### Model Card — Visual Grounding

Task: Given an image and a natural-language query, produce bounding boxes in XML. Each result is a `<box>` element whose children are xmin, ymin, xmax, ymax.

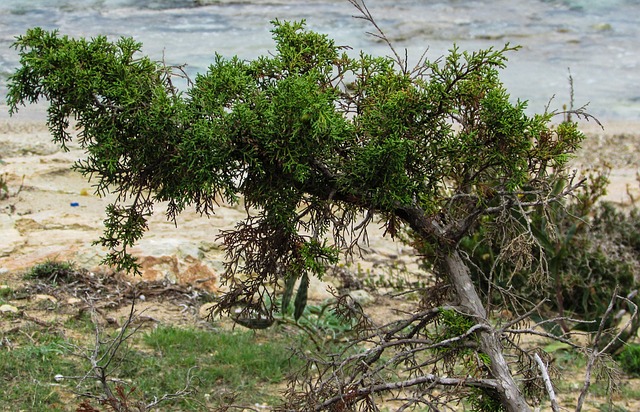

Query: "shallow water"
<box><xmin>0</xmin><ymin>0</ymin><xmax>638</xmax><ymax>122</ymax></box>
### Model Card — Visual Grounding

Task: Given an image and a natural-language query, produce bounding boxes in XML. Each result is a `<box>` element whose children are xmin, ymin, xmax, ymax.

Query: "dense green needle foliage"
<box><xmin>7</xmin><ymin>16</ymin><xmax>589</xmax><ymax>411</ymax></box>
<box><xmin>7</xmin><ymin>21</ymin><xmax>582</xmax><ymax>284</ymax></box>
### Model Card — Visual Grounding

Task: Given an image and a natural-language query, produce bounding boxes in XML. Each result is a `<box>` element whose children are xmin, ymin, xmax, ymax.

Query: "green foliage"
<box><xmin>617</xmin><ymin>344</ymin><xmax>640</xmax><ymax>378</ymax></box>
<box><xmin>7</xmin><ymin>22</ymin><xmax>584</xmax><ymax>318</ymax></box>
<box><xmin>25</xmin><ymin>259</ymin><xmax>80</xmax><ymax>284</ymax></box>
<box><xmin>7</xmin><ymin>14</ymin><xmax>591</xmax><ymax>411</ymax></box>
<box><xmin>431</xmin><ymin>309</ymin><xmax>504</xmax><ymax>406</ymax></box>
<box><xmin>8</xmin><ymin>27</ymin><xmax>185</xmax><ymax>274</ymax></box>
<box><xmin>438</xmin><ymin>308</ymin><xmax>476</xmax><ymax>339</ymax></box>
<box><xmin>458</xmin><ymin>171</ymin><xmax>640</xmax><ymax>350</ymax></box>
<box><xmin>469</xmin><ymin>388</ymin><xmax>506</xmax><ymax>412</ymax></box>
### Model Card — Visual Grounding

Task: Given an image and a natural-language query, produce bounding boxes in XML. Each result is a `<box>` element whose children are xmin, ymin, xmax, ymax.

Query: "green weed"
<box><xmin>24</xmin><ymin>260</ymin><xmax>80</xmax><ymax>284</ymax></box>
<box><xmin>0</xmin><ymin>286</ymin><xmax>12</xmax><ymax>299</ymax></box>
<box><xmin>616</xmin><ymin>344</ymin><xmax>640</xmax><ymax>377</ymax></box>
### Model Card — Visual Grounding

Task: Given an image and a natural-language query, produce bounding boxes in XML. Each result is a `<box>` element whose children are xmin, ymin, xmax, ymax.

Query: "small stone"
<box><xmin>307</xmin><ymin>276</ymin><xmax>336</xmax><ymax>302</ymax></box>
<box><xmin>0</xmin><ymin>304</ymin><xmax>19</xmax><ymax>314</ymax></box>
<box><xmin>67</xmin><ymin>297</ymin><xmax>82</xmax><ymax>305</ymax></box>
<box><xmin>199</xmin><ymin>302</ymin><xmax>216</xmax><ymax>320</ymax></box>
<box><xmin>34</xmin><ymin>294</ymin><xmax>58</xmax><ymax>304</ymax></box>
<box><xmin>348</xmin><ymin>289</ymin><xmax>375</xmax><ymax>306</ymax></box>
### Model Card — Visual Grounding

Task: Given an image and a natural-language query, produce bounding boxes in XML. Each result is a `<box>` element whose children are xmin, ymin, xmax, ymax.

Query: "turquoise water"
<box><xmin>1</xmin><ymin>0</ymin><xmax>638</xmax><ymax>121</ymax></box>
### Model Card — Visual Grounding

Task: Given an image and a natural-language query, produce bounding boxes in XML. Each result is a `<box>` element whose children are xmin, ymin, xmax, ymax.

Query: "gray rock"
<box><xmin>348</xmin><ymin>289</ymin><xmax>375</xmax><ymax>306</ymax></box>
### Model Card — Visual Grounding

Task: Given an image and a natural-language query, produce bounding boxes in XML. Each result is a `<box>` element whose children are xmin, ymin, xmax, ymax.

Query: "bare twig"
<box><xmin>61</xmin><ymin>298</ymin><xmax>197</xmax><ymax>410</ymax></box>
<box><xmin>534</xmin><ymin>353</ymin><xmax>560</xmax><ymax>412</ymax></box>
<box><xmin>483</xmin><ymin>176</ymin><xmax>587</xmax><ymax>216</ymax></box>
<box><xmin>348</xmin><ymin>0</ymin><xmax>407</xmax><ymax>72</ymax></box>
<box><xmin>575</xmin><ymin>288</ymin><xmax>637</xmax><ymax>412</ymax></box>
<box><xmin>144</xmin><ymin>366</ymin><xmax>198</xmax><ymax>409</ymax></box>
<box><xmin>314</xmin><ymin>374</ymin><xmax>499</xmax><ymax>411</ymax></box>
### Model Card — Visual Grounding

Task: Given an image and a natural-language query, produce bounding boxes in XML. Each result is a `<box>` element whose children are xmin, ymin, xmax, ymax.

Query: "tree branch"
<box><xmin>314</xmin><ymin>374</ymin><xmax>499</xmax><ymax>411</ymax></box>
<box><xmin>534</xmin><ymin>353</ymin><xmax>560</xmax><ymax>412</ymax></box>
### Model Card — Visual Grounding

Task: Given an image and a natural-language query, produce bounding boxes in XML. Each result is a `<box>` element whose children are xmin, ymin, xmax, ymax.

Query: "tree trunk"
<box><xmin>443</xmin><ymin>249</ymin><xmax>532</xmax><ymax>412</ymax></box>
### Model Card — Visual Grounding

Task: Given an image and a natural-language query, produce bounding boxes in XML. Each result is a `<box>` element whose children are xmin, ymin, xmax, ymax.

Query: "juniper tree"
<box><xmin>7</xmin><ymin>3</ymin><xmax>598</xmax><ymax>410</ymax></box>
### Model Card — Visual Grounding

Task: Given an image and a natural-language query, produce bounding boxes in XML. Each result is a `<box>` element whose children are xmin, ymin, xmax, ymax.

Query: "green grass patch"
<box><xmin>0</xmin><ymin>286</ymin><xmax>12</xmax><ymax>299</ymax></box>
<box><xmin>138</xmin><ymin>325</ymin><xmax>303</xmax><ymax>405</ymax></box>
<box><xmin>62</xmin><ymin>310</ymin><xmax>96</xmax><ymax>334</ymax></box>
<box><xmin>617</xmin><ymin>343</ymin><xmax>640</xmax><ymax>378</ymax></box>
<box><xmin>0</xmin><ymin>331</ymin><xmax>80</xmax><ymax>411</ymax></box>
<box><xmin>0</xmin><ymin>323</ymin><xmax>309</xmax><ymax>411</ymax></box>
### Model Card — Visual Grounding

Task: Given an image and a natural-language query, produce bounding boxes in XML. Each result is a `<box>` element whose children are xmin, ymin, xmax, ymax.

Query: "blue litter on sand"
<box><xmin>70</xmin><ymin>202</ymin><xmax>80</xmax><ymax>207</ymax></box>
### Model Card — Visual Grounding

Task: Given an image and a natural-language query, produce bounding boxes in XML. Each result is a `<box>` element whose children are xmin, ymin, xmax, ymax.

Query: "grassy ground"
<box><xmin>1</xmin><ymin>261</ymin><xmax>639</xmax><ymax>411</ymax></box>
<box><xmin>0</xmin><ymin>262</ymin><xmax>330</xmax><ymax>411</ymax></box>
<box><xmin>0</xmin><ymin>323</ymin><xmax>309</xmax><ymax>410</ymax></box>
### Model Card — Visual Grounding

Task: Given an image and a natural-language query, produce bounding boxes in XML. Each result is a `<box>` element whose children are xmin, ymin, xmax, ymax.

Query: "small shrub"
<box><xmin>25</xmin><ymin>259</ymin><xmax>81</xmax><ymax>284</ymax></box>
<box><xmin>0</xmin><ymin>286</ymin><xmax>12</xmax><ymax>299</ymax></box>
<box><xmin>616</xmin><ymin>344</ymin><xmax>640</xmax><ymax>377</ymax></box>
<box><xmin>0</xmin><ymin>173</ymin><xmax>8</xmax><ymax>200</ymax></box>
<box><xmin>454</xmin><ymin>172</ymin><xmax>640</xmax><ymax>352</ymax></box>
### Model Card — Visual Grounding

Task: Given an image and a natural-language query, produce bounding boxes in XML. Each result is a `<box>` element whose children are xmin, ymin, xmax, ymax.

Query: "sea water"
<box><xmin>0</xmin><ymin>0</ymin><xmax>638</xmax><ymax>122</ymax></box>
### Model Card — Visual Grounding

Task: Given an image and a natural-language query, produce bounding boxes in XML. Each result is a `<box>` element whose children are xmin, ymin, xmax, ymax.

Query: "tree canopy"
<box><xmin>7</xmin><ymin>9</ymin><xmax>596</xmax><ymax>411</ymax></box>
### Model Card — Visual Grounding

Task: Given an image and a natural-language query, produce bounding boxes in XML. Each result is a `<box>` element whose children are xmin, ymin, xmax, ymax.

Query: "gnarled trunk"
<box><xmin>443</xmin><ymin>249</ymin><xmax>532</xmax><ymax>412</ymax></box>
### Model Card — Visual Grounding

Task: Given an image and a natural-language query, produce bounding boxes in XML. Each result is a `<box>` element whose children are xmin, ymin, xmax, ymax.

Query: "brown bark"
<box><xmin>443</xmin><ymin>250</ymin><xmax>532</xmax><ymax>412</ymax></box>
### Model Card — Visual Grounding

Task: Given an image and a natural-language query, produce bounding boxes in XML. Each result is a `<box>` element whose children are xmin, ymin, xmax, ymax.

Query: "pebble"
<box><xmin>34</xmin><ymin>294</ymin><xmax>58</xmax><ymax>304</ymax></box>
<box><xmin>66</xmin><ymin>297</ymin><xmax>82</xmax><ymax>305</ymax></box>
<box><xmin>348</xmin><ymin>289</ymin><xmax>375</xmax><ymax>306</ymax></box>
<box><xmin>198</xmin><ymin>302</ymin><xmax>216</xmax><ymax>320</ymax></box>
<box><xmin>0</xmin><ymin>304</ymin><xmax>19</xmax><ymax>314</ymax></box>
